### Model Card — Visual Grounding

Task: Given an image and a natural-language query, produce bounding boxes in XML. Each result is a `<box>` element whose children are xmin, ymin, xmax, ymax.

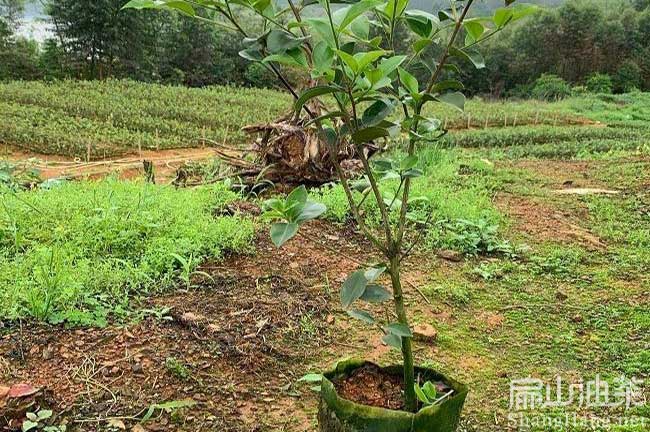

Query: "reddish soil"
<box><xmin>505</xmin><ymin>159</ymin><xmax>604</xmax><ymax>189</ymax></box>
<box><xmin>333</xmin><ymin>364</ymin><xmax>405</xmax><ymax>411</ymax></box>
<box><xmin>1</xmin><ymin>145</ymin><xmax>218</xmax><ymax>184</ymax></box>
<box><xmin>0</xmin><ymin>221</ymin><xmax>374</xmax><ymax>432</ymax></box>
<box><xmin>495</xmin><ymin>193</ymin><xmax>605</xmax><ymax>249</ymax></box>
<box><xmin>332</xmin><ymin>363</ymin><xmax>454</xmax><ymax>412</ymax></box>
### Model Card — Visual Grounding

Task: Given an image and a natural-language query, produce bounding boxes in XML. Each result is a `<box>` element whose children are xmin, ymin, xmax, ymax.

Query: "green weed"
<box><xmin>0</xmin><ymin>180</ymin><xmax>254</xmax><ymax>323</ymax></box>
<box><xmin>165</xmin><ymin>357</ymin><xmax>191</xmax><ymax>380</ymax></box>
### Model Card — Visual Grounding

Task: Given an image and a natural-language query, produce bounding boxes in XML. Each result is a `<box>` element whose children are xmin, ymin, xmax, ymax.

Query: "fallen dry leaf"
<box><xmin>7</xmin><ymin>383</ymin><xmax>38</xmax><ymax>398</ymax></box>
<box><xmin>107</xmin><ymin>418</ymin><xmax>126</xmax><ymax>430</ymax></box>
<box><xmin>0</xmin><ymin>385</ymin><xmax>9</xmax><ymax>399</ymax></box>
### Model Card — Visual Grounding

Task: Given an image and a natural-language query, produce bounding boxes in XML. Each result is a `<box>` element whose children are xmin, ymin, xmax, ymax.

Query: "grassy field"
<box><xmin>0</xmin><ymin>87</ymin><xmax>648</xmax><ymax>431</ymax></box>
<box><xmin>0</xmin><ymin>181</ymin><xmax>254</xmax><ymax>324</ymax></box>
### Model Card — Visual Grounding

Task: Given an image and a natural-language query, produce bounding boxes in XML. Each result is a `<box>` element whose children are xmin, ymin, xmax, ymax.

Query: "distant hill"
<box><xmin>426</xmin><ymin>0</ymin><xmax>565</xmax><ymax>14</ymax></box>
<box><xmin>17</xmin><ymin>0</ymin><xmax>567</xmax><ymax>41</ymax></box>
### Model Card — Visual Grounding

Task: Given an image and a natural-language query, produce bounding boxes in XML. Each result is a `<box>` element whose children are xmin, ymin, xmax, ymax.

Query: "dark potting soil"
<box><xmin>332</xmin><ymin>364</ymin><xmax>454</xmax><ymax>411</ymax></box>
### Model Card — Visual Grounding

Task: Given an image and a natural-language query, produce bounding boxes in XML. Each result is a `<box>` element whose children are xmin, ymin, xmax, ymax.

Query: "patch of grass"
<box><xmin>312</xmin><ymin>147</ymin><xmax>509</xmax><ymax>256</ymax></box>
<box><xmin>582</xmin><ymin>194</ymin><xmax>650</xmax><ymax>278</ymax></box>
<box><xmin>529</xmin><ymin>246</ymin><xmax>585</xmax><ymax>278</ymax></box>
<box><xmin>0</xmin><ymin>180</ymin><xmax>255</xmax><ymax>323</ymax></box>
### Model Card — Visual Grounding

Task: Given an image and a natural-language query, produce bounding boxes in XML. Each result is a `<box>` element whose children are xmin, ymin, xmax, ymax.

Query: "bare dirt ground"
<box><xmin>0</xmin><ymin>222</ymin><xmax>375</xmax><ymax>431</ymax></box>
<box><xmin>1</xmin><ymin>145</ymin><xmax>218</xmax><ymax>184</ymax></box>
<box><xmin>0</xmin><ymin>216</ymin><xmax>467</xmax><ymax>431</ymax></box>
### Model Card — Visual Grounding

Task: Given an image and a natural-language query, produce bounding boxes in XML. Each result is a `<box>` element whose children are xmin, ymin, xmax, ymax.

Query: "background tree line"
<box><xmin>0</xmin><ymin>0</ymin><xmax>279</xmax><ymax>87</ymax></box>
<box><xmin>462</xmin><ymin>0</ymin><xmax>650</xmax><ymax>97</ymax></box>
<box><xmin>1</xmin><ymin>0</ymin><xmax>649</xmax><ymax>97</ymax></box>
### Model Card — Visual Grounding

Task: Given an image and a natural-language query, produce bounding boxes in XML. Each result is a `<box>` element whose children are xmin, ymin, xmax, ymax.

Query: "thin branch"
<box><xmin>395</xmin><ymin>0</ymin><xmax>475</xmax><ymax>246</ymax></box>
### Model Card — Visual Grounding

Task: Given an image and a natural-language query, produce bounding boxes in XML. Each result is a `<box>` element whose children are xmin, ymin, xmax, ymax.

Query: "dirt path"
<box><xmin>1</xmin><ymin>146</ymin><xmax>220</xmax><ymax>184</ymax></box>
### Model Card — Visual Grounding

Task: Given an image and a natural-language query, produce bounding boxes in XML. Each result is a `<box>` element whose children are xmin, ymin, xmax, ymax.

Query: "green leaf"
<box><xmin>464</xmin><ymin>20</ymin><xmax>485</xmax><ymax>42</ymax></box>
<box><xmin>360</xmin><ymin>284</ymin><xmax>392</xmax><ymax>303</ymax></box>
<box><xmin>404</xmin><ymin>10</ymin><xmax>437</xmax><ymax>38</ymax></box>
<box><xmin>450</xmin><ymin>46</ymin><xmax>485</xmax><ymax>69</ymax></box>
<box><xmin>418</xmin><ymin>117</ymin><xmax>442</xmax><ymax>133</ymax></box>
<box><xmin>512</xmin><ymin>4</ymin><xmax>539</xmax><ymax>20</ymax></box>
<box><xmin>412</xmin><ymin>38</ymin><xmax>432</xmax><ymax>54</ymax></box>
<box><xmin>263</xmin><ymin>48</ymin><xmax>308</xmax><ymax>68</ymax></box>
<box><xmin>361</xmin><ymin>99</ymin><xmax>394</xmax><ymax>127</ymax></box>
<box><xmin>161</xmin><ymin>0</ymin><xmax>195</xmax><ymax>15</ymax></box>
<box><xmin>263</xmin><ymin>197</ymin><xmax>285</xmax><ymax>214</ymax></box>
<box><xmin>398</xmin><ymin>67</ymin><xmax>419</xmax><ymax>97</ymax></box>
<box><xmin>337</xmin><ymin>50</ymin><xmax>359</xmax><ymax>74</ymax></box>
<box><xmin>438</xmin><ymin>9</ymin><xmax>455</xmax><ymax>21</ymax></box>
<box><xmin>22</xmin><ymin>420</ymin><xmax>38</xmax><ymax>432</ymax></box>
<box><xmin>37</xmin><ymin>410</ymin><xmax>53</xmax><ymax>421</ymax></box>
<box><xmin>414</xmin><ymin>383</ymin><xmax>431</xmax><ymax>404</ymax></box>
<box><xmin>382</xmin><ymin>333</ymin><xmax>402</xmax><ymax>349</ymax></box>
<box><xmin>422</xmin><ymin>381</ymin><xmax>438</xmax><ymax>400</ymax></box>
<box><xmin>347</xmin><ymin>309</ymin><xmax>375</xmax><ymax>324</ymax></box>
<box><xmin>338</xmin><ymin>0</ymin><xmax>383</xmax><ymax>30</ymax></box>
<box><xmin>151</xmin><ymin>399</ymin><xmax>196</xmax><ymax>411</ymax></box>
<box><xmin>306</xmin><ymin>17</ymin><xmax>336</xmax><ymax>47</ymax></box>
<box><xmin>122</xmin><ymin>0</ymin><xmax>195</xmax><ymax>15</ymax></box>
<box><xmin>378</xmin><ymin>55</ymin><xmax>407</xmax><ymax>75</ymax></box>
<box><xmin>402</xmin><ymin>168</ymin><xmax>423</xmax><ymax>179</ymax></box>
<box><xmin>351</xmin><ymin>177</ymin><xmax>371</xmax><ymax>193</ymax></box>
<box><xmin>382</xmin><ymin>0</ymin><xmax>408</xmax><ymax>19</ymax></box>
<box><xmin>122</xmin><ymin>0</ymin><xmax>155</xmax><ymax>9</ymax></box>
<box><xmin>364</xmin><ymin>266</ymin><xmax>386</xmax><ymax>281</ymax></box>
<box><xmin>373</xmin><ymin>159</ymin><xmax>395</xmax><ymax>172</ymax></box>
<box><xmin>354</xmin><ymin>50</ymin><xmax>388</xmax><ymax>72</ymax></box>
<box><xmin>351</xmin><ymin>126</ymin><xmax>390</xmax><ymax>144</ymax></box>
<box><xmin>287</xmin><ymin>185</ymin><xmax>308</xmax><ymax>206</ymax></box>
<box><xmin>295</xmin><ymin>86</ymin><xmax>339</xmax><ymax>114</ymax></box>
<box><xmin>270</xmin><ymin>222</ymin><xmax>299</xmax><ymax>247</ymax></box>
<box><xmin>341</xmin><ymin>270</ymin><xmax>368</xmax><ymax>308</ymax></box>
<box><xmin>437</xmin><ymin>92</ymin><xmax>465</xmax><ymax>112</ymax></box>
<box><xmin>298</xmin><ymin>373</ymin><xmax>323</xmax><ymax>383</ymax></box>
<box><xmin>400</xmin><ymin>155</ymin><xmax>418</xmax><ymax>170</ymax></box>
<box><xmin>381</xmin><ymin>170</ymin><xmax>401</xmax><ymax>181</ymax></box>
<box><xmin>493</xmin><ymin>8</ymin><xmax>513</xmax><ymax>27</ymax></box>
<box><xmin>251</xmin><ymin>0</ymin><xmax>271</xmax><ymax>13</ymax></box>
<box><xmin>385</xmin><ymin>322</ymin><xmax>412</xmax><ymax>337</ymax></box>
<box><xmin>313</xmin><ymin>41</ymin><xmax>334</xmax><ymax>72</ymax></box>
<box><xmin>239</xmin><ymin>48</ymin><xmax>263</xmax><ymax>62</ymax></box>
<box><xmin>297</xmin><ymin>202</ymin><xmax>326</xmax><ymax>222</ymax></box>
<box><xmin>350</xmin><ymin>15</ymin><xmax>370</xmax><ymax>40</ymax></box>
<box><xmin>267</xmin><ymin>29</ymin><xmax>309</xmax><ymax>54</ymax></box>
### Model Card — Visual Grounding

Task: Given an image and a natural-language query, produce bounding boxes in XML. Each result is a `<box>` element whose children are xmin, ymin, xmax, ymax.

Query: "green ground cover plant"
<box><xmin>312</xmin><ymin>147</ymin><xmax>508</xmax><ymax>256</ymax></box>
<box><xmin>0</xmin><ymin>180</ymin><xmax>254</xmax><ymax>324</ymax></box>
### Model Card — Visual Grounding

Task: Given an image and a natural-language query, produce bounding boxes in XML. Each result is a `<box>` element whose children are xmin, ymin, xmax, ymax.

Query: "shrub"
<box><xmin>613</xmin><ymin>60</ymin><xmax>642</xmax><ymax>93</ymax></box>
<box><xmin>586</xmin><ymin>73</ymin><xmax>613</xmax><ymax>93</ymax></box>
<box><xmin>531</xmin><ymin>74</ymin><xmax>572</xmax><ymax>101</ymax></box>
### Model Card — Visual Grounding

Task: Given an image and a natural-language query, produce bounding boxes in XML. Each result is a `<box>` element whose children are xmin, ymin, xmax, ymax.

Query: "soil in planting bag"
<box><xmin>318</xmin><ymin>359</ymin><xmax>468</xmax><ymax>432</ymax></box>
